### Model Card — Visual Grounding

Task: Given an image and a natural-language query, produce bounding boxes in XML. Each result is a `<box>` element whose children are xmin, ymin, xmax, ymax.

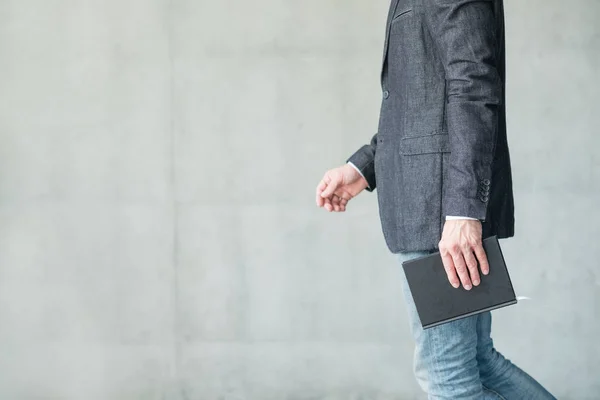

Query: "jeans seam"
<box><xmin>482</xmin><ymin>384</ymin><xmax>507</xmax><ymax>400</ymax></box>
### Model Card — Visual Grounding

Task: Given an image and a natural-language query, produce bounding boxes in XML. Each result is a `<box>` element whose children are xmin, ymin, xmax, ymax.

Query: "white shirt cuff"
<box><xmin>347</xmin><ymin>161</ymin><xmax>371</xmax><ymax>189</ymax></box>
<box><xmin>347</xmin><ymin>161</ymin><xmax>364</xmax><ymax>178</ymax></box>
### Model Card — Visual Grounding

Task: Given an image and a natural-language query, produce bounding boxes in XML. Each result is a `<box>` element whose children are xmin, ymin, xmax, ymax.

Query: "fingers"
<box><xmin>331</xmin><ymin>194</ymin><xmax>341</xmax><ymax>211</ymax></box>
<box><xmin>339</xmin><ymin>197</ymin><xmax>348</xmax><ymax>211</ymax></box>
<box><xmin>473</xmin><ymin>243</ymin><xmax>490</xmax><ymax>275</ymax></box>
<box><xmin>316</xmin><ymin>174</ymin><xmax>340</xmax><ymax>211</ymax></box>
<box><xmin>320</xmin><ymin>175</ymin><xmax>339</xmax><ymax>198</ymax></box>
<box><xmin>325</xmin><ymin>194</ymin><xmax>347</xmax><ymax>212</ymax></box>
<box><xmin>316</xmin><ymin>169</ymin><xmax>354</xmax><ymax>212</ymax></box>
<box><xmin>333</xmin><ymin>190</ymin><xmax>351</xmax><ymax>212</ymax></box>
<box><xmin>316</xmin><ymin>190</ymin><xmax>324</xmax><ymax>208</ymax></box>
<box><xmin>463</xmin><ymin>247</ymin><xmax>480</xmax><ymax>287</ymax></box>
<box><xmin>441</xmin><ymin>252</ymin><xmax>460</xmax><ymax>289</ymax></box>
<box><xmin>439</xmin><ymin>241</ymin><xmax>487</xmax><ymax>290</ymax></box>
<box><xmin>316</xmin><ymin>180</ymin><xmax>326</xmax><ymax>207</ymax></box>
<box><xmin>439</xmin><ymin>220</ymin><xmax>487</xmax><ymax>290</ymax></box>
<box><xmin>450</xmin><ymin>245</ymin><xmax>473</xmax><ymax>290</ymax></box>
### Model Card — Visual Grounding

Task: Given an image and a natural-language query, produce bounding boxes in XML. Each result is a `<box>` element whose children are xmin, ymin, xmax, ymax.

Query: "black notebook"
<box><xmin>401</xmin><ymin>235</ymin><xmax>517</xmax><ymax>329</ymax></box>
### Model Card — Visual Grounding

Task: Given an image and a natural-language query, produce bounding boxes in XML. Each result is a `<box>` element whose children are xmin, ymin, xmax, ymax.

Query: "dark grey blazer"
<box><xmin>347</xmin><ymin>0</ymin><xmax>514</xmax><ymax>253</ymax></box>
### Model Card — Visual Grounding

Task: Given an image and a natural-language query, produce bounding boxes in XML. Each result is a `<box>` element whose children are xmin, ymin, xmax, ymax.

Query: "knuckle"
<box><xmin>438</xmin><ymin>242</ymin><xmax>448</xmax><ymax>254</ymax></box>
<box><xmin>468</xmin><ymin>236</ymin><xmax>481</xmax><ymax>246</ymax></box>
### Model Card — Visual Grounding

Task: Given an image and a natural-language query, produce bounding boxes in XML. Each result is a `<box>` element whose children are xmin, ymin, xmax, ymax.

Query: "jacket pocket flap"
<box><xmin>399</xmin><ymin>133</ymin><xmax>450</xmax><ymax>155</ymax></box>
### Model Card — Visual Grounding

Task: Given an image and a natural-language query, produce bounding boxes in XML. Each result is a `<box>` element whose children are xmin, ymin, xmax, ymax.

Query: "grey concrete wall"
<box><xmin>0</xmin><ymin>0</ymin><xmax>597</xmax><ymax>399</ymax></box>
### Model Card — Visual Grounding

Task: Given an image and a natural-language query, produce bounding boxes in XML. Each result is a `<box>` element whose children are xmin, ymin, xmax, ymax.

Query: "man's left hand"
<box><xmin>438</xmin><ymin>219</ymin><xmax>490</xmax><ymax>290</ymax></box>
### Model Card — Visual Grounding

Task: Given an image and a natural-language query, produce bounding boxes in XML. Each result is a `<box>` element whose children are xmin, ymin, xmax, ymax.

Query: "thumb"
<box><xmin>320</xmin><ymin>174</ymin><xmax>340</xmax><ymax>198</ymax></box>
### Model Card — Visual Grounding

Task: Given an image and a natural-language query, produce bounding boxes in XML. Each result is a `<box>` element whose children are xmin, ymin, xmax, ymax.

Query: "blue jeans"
<box><xmin>397</xmin><ymin>251</ymin><xmax>556</xmax><ymax>400</ymax></box>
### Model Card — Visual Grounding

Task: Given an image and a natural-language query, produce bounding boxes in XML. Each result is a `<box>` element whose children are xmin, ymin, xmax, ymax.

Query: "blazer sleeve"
<box><xmin>346</xmin><ymin>133</ymin><xmax>378</xmax><ymax>191</ymax></box>
<box><xmin>423</xmin><ymin>0</ymin><xmax>502</xmax><ymax>220</ymax></box>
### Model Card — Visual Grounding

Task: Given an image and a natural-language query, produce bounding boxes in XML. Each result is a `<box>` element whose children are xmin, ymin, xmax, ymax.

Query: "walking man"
<box><xmin>315</xmin><ymin>0</ymin><xmax>556</xmax><ymax>398</ymax></box>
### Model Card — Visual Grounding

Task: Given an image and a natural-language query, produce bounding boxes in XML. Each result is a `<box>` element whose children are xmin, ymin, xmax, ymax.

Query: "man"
<box><xmin>315</xmin><ymin>0</ymin><xmax>556</xmax><ymax>398</ymax></box>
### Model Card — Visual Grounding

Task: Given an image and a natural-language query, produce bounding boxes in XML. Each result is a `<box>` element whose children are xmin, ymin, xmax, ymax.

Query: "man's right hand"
<box><xmin>315</xmin><ymin>164</ymin><xmax>369</xmax><ymax>212</ymax></box>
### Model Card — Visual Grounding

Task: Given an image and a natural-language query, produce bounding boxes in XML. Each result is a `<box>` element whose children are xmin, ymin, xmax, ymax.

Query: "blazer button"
<box><xmin>482</xmin><ymin>179</ymin><xmax>491</xmax><ymax>186</ymax></box>
<box><xmin>383</xmin><ymin>90</ymin><xmax>390</xmax><ymax>99</ymax></box>
<box><xmin>480</xmin><ymin>195</ymin><xmax>489</xmax><ymax>203</ymax></box>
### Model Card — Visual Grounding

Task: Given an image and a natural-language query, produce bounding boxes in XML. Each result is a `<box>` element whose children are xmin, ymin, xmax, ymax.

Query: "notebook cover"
<box><xmin>402</xmin><ymin>235</ymin><xmax>517</xmax><ymax>329</ymax></box>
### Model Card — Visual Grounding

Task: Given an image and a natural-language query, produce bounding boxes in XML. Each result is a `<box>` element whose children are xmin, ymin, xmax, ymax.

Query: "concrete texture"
<box><xmin>0</xmin><ymin>0</ymin><xmax>598</xmax><ymax>399</ymax></box>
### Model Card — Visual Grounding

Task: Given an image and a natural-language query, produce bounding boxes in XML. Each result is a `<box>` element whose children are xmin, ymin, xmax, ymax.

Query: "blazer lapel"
<box><xmin>381</xmin><ymin>0</ymin><xmax>400</xmax><ymax>81</ymax></box>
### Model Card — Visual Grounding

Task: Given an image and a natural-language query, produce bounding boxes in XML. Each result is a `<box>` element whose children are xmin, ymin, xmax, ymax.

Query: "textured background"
<box><xmin>0</xmin><ymin>0</ymin><xmax>598</xmax><ymax>399</ymax></box>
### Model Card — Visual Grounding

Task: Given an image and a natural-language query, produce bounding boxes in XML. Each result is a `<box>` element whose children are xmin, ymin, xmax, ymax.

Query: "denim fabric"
<box><xmin>396</xmin><ymin>250</ymin><xmax>556</xmax><ymax>400</ymax></box>
<box><xmin>347</xmin><ymin>0</ymin><xmax>515</xmax><ymax>252</ymax></box>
